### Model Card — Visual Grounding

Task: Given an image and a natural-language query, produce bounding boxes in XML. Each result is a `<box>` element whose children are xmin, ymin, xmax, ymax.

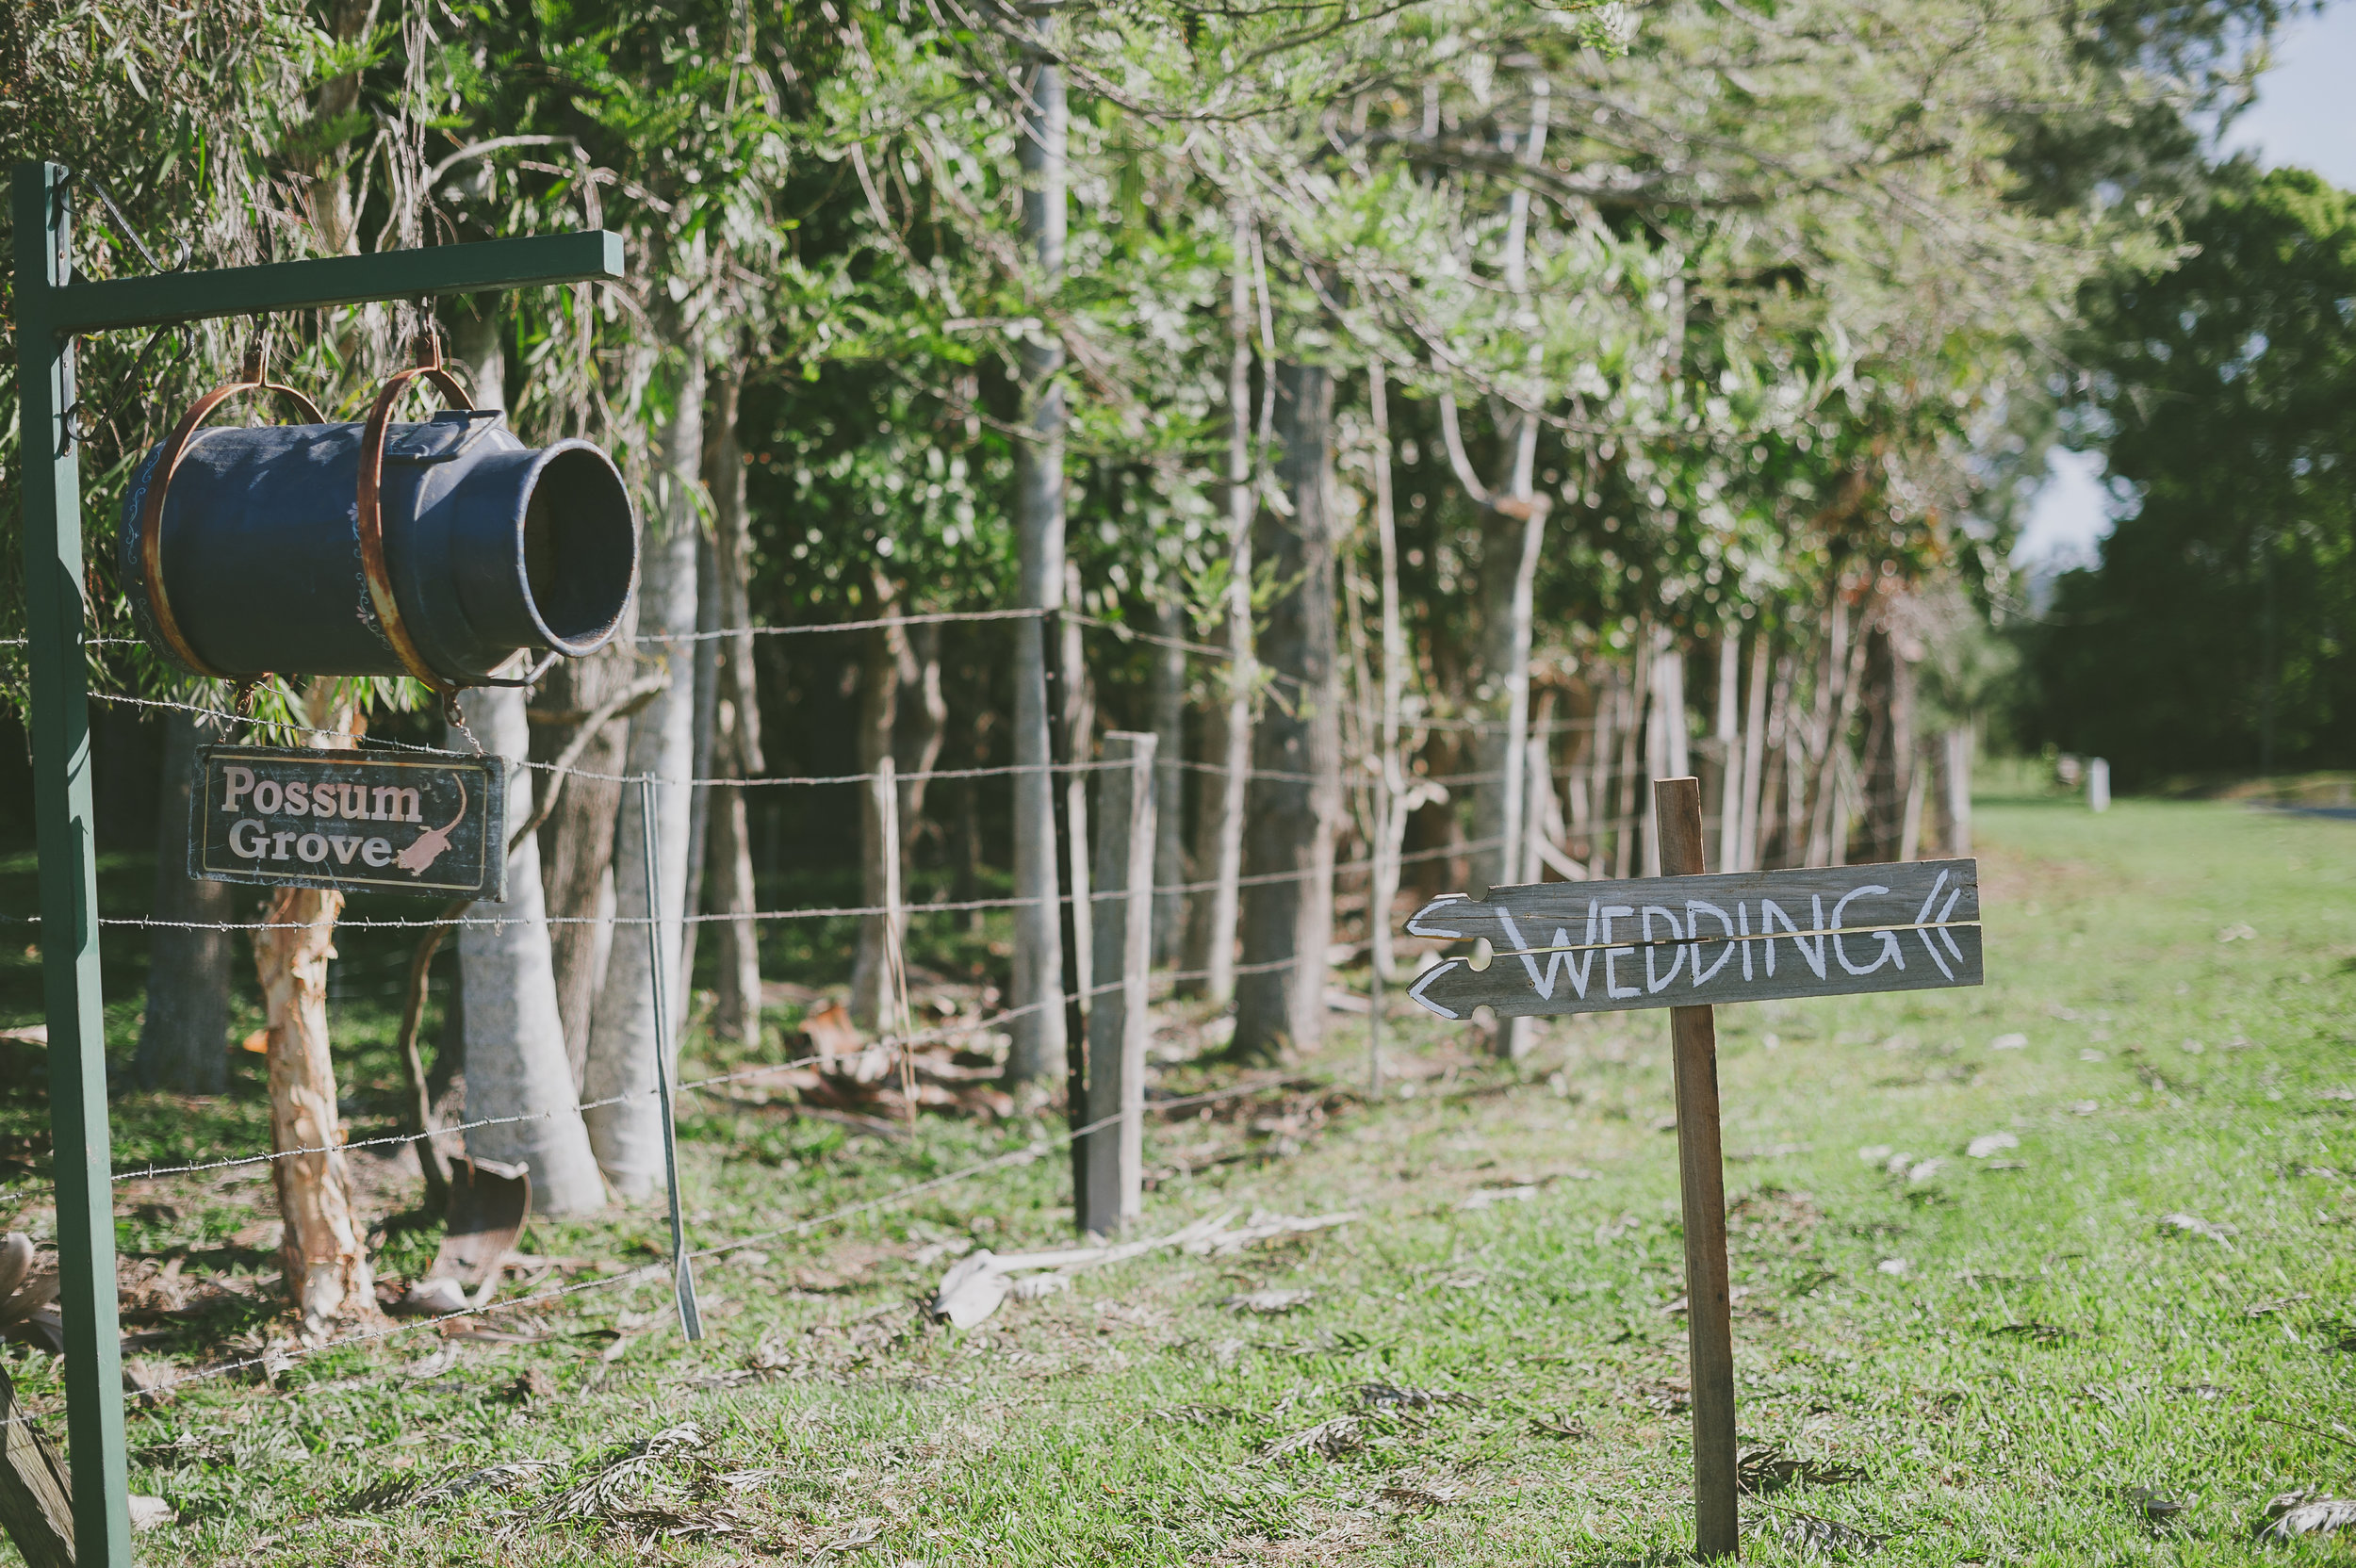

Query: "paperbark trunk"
<box><xmin>583</xmin><ymin>340</ymin><xmax>704</xmax><ymax>1197</ymax></box>
<box><xmin>254</xmin><ymin>679</ymin><xmax>374</xmax><ymax>1333</ymax></box>
<box><xmin>535</xmin><ymin>641</ymin><xmax>631</xmax><ymax>1083</ymax></box>
<box><xmin>445</xmin><ymin>688</ymin><xmax>606</xmax><ymax>1214</ymax></box>
<box><xmin>1234</xmin><ymin>362</ymin><xmax>1339</xmax><ymax>1061</ymax></box>
<box><xmin>1181</xmin><ymin>203</ymin><xmax>1257</xmax><ymax>1002</ymax></box>
<box><xmin>708</xmin><ymin>364</ymin><xmax>765</xmax><ymax>1041</ymax></box>
<box><xmin>135</xmin><ymin>709</ymin><xmax>236</xmax><ymax>1093</ymax></box>
<box><xmin>1006</xmin><ymin>18</ymin><xmax>1069</xmax><ymax>1083</ymax></box>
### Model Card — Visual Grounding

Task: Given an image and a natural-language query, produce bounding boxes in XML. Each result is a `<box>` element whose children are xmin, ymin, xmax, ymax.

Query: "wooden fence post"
<box><xmin>1654</xmin><ymin>776</ymin><xmax>1739</xmax><ymax>1560</ymax></box>
<box><xmin>0</xmin><ymin>1364</ymin><xmax>74</xmax><ymax>1568</ymax></box>
<box><xmin>1083</xmin><ymin>732</ymin><xmax>1155</xmax><ymax>1236</ymax></box>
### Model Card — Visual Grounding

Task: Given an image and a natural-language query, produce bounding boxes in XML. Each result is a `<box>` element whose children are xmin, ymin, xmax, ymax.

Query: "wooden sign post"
<box><xmin>1404</xmin><ymin>777</ymin><xmax>1982</xmax><ymax>1560</ymax></box>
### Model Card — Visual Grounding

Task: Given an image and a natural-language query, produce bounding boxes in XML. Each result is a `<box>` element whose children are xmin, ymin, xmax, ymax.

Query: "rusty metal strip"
<box><xmin>136</xmin><ymin>347</ymin><xmax>325</xmax><ymax>680</ymax></box>
<box><xmin>354</xmin><ymin>334</ymin><xmax>473</xmax><ymax>697</ymax></box>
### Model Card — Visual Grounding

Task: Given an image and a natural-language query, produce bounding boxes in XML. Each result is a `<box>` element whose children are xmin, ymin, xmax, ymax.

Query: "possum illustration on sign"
<box><xmin>395</xmin><ymin>778</ymin><xmax>468</xmax><ymax>877</ymax></box>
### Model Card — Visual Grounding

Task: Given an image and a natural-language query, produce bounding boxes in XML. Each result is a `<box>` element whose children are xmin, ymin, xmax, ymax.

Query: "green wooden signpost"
<box><xmin>9</xmin><ymin>160</ymin><xmax>624</xmax><ymax>1566</ymax></box>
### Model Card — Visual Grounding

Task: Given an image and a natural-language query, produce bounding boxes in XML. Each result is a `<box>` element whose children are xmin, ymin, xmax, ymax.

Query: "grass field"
<box><xmin>4</xmin><ymin>788</ymin><xmax>2354</xmax><ymax>1564</ymax></box>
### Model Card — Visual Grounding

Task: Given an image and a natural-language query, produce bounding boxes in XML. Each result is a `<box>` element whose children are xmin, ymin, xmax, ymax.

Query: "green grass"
<box><xmin>3</xmin><ymin>794</ymin><xmax>2354</xmax><ymax>1564</ymax></box>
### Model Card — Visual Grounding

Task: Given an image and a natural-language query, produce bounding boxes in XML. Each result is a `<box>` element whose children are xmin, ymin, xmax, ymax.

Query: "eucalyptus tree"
<box><xmin>2029</xmin><ymin>166</ymin><xmax>2356</xmax><ymax>781</ymax></box>
<box><xmin>424</xmin><ymin>0</ymin><xmax>798</xmax><ymax>1194</ymax></box>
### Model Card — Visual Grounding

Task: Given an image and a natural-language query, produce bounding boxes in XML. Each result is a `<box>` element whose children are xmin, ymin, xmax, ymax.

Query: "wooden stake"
<box><xmin>1083</xmin><ymin>732</ymin><xmax>1155</xmax><ymax>1236</ymax></box>
<box><xmin>875</xmin><ymin>760</ymin><xmax>918</xmax><ymax>1129</ymax></box>
<box><xmin>1653</xmin><ymin>776</ymin><xmax>1740</xmax><ymax>1560</ymax></box>
<box><xmin>0</xmin><ymin>1364</ymin><xmax>74</xmax><ymax>1568</ymax></box>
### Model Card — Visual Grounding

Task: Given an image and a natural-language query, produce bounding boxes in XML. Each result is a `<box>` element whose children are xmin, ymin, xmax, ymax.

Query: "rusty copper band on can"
<box><xmin>138</xmin><ymin>366</ymin><xmax>327</xmax><ymax>681</ymax></box>
<box><xmin>354</xmin><ymin>359</ymin><xmax>475</xmax><ymax>694</ymax></box>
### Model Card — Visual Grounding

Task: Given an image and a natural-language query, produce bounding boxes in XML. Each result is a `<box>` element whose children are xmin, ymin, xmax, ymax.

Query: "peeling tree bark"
<box><xmin>254</xmin><ymin>678</ymin><xmax>374</xmax><ymax>1333</ymax></box>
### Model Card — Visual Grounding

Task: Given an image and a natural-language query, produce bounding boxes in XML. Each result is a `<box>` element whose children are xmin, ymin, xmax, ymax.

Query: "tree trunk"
<box><xmin>708</xmin><ymin>364</ymin><xmax>764</xmax><ymax>1042</ymax></box>
<box><xmin>1613</xmin><ymin>633</ymin><xmax>1648</xmax><ymax>879</ymax></box>
<box><xmin>899</xmin><ymin>620</ymin><xmax>948</xmax><ymax>855</ymax></box>
<box><xmin>583</xmin><ymin>339</ymin><xmax>704</xmax><ymax>1198</ymax></box>
<box><xmin>1450</xmin><ymin>74</ymin><xmax>1550</xmax><ymax>919</ymax></box>
<box><xmin>1584</xmin><ymin>661</ymin><xmax>1617</xmax><ymax>878</ymax></box>
<box><xmin>1148</xmin><ymin>596</ymin><xmax>1187</xmax><ymax>966</ymax></box>
<box><xmin>1712</xmin><ymin>631</ymin><xmax>1742</xmax><ymax>871</ymax></box>
<box><xmin>678</xmin><ymin>519</ymin><xmax>722</xmax><ymax>1032</ymax></box>
<box><xmin>1006</xmin><ymin>17</ymin><xmax>1068</xmax><ymax>1085</ymax></box>
<box><xmin>255</xmin><ymin>678</ymin><xmax>374</xmax><ymax>1333</ymax></box>
<box><xmin>535</xmin><ymin>641</ymin><xmax>631</xmax><ymax>1085</ymax></box>
<box><xmin>1181</xmin><ymin>203</ymin><xmax>1257</xmax><ymax>1002</ymax></box>
<box><xmin>1061</xmin><ymin>560</ymin><xmax>1095</xmax><ymax>1021</ymax></box>
<box><xmin>1366</xmin><ymin>364</ymin><xmax>1409</xmax><ymax>982</ymax></box>
<box><xmin>851</xmin><ymin>588</ymin><xmax>904</xmax><ymax>1032</ymax></box>
<box><xmin>1735</xmin><ymin>632</ymin><xmax>1772</xmax><ymax>873</ymax></box>
<box><xmin>446</xmin><ymin>688</ymin><xmax>607</xmax><ymax>1215</ymax></box>
<box><xmin>1940</xmin><ymin>725</ymin><xmax>1974</xmax><ymax>855</ymax></box>
<box><xmin>1806</xmin><ymin>596</ymin><xmax>1871</xmax><ymax>867</ymax></box>
<box><xmin>136</xmin><ymin>710</ymin><xmax>236</xmax><ymax>1094</ymax></box>
<box><xmin>1234</xmin><ymin>362</ymin><xmax>1339</xmax><ymax>1062</ymax></box>
<box><xmin>441</xmin><ymin>307</ymin><xmax>605</xmax><ymax>1217</ymax></box>
<box><xmin>1642</xmin><ymin>631</ymin><xmax>1687</xmax><ymax>876</ymax></box>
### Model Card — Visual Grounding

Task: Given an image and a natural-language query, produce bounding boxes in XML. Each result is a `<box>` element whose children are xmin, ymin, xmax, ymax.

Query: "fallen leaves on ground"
<box><xmin>2157</xmin><ymin>1212</ymin><xmax>2233</xmax><ymax>1244</ymax></box>
<box><xmin>343</xmin><ymin>1459</ymin><xmax>559</xmax><ymax>1513</ymax></box>
<box><xmin>2256</xmin><ymin>1492</ymin><xmax>2356</xmax><ymax>1541</ymax></box>
<box><xmin>1226</xmin><ymin>1288</ymin><xmax>1316</xmax><ymax>1315</ymax></box>
<box><xmin>528</xmin><ymin>1423</ymin><xmax>707</xmax><ymax>1526</ymax></box>
<box><xmin>1771</xmin><ymin>1510</ymin><xmax>1889</xmax><ymax>1556</ymax></box>
<box><xmin>1257</xmin><ymin>1415</ymin><xmax>1367</xmax><ymax>1462</ymax></box>
<box><xmin>1376</xmin><ymin>1479</ymin><xmax>1464</xmax><ymax>1511</ymax></box>
<box><xmin>2115</xmin><ymin>1485</ymin><xmax>2196</xmax><ymax>1526</ymax></box>
<box><xmin>1737</xmin><ymin>1446</ymin><xmax>1866</xmax><ymax>1494</ymax></box>
<box><xmin>1355</xmin><ymin>1381</ymin><xmax>1479</xmax><ymax>1411</ymax></box>
<box><xmin>1628</xmin><ymin>1379</ymin><xmax>1692</xmax><ymax>1414</ymax></box>
<box><xmin>1989</xmin><ymin>1322</ymin><xmax>2078</xmax><ymax>1344</ymax></box>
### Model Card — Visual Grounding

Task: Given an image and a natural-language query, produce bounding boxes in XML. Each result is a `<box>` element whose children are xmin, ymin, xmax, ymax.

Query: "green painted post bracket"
<box><xmin>8</xmin><ymin>158</ymin><xmax>624</xmax><ymax>1568</ymax></box>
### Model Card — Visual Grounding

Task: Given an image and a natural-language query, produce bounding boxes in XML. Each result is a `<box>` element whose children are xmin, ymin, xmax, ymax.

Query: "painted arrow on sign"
<box><xmin>1402</xmin><ymin>858</ymin><xmax>1981</xmax><ymax>1020</ymax></box>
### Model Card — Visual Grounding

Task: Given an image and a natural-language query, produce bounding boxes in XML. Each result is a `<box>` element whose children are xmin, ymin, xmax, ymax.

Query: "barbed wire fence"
<box><xmin>0</xmin><ymin>602</ymin><xmax>1589</xmax><ymax>1503</ymax></box>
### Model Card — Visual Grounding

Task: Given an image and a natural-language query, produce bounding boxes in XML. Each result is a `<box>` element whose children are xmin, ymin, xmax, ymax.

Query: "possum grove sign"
<box><xmin>190</xmin><ymin>744</ymin><xmax>507</xmax><ymax>900</ymax></box>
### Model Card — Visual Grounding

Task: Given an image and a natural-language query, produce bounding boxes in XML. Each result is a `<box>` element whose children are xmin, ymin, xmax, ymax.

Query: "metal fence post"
<box><xmin>640</xmin><ymin>776</ymin><xmax>702</xmax><ymax>1341</ymax></box>
<box><xmin>12</xmin><ymin>160</ymin><xmax>133</xmax><ymax>1568</ymax></box>
<box><xmin>1082</xmin><ymin>732</ymin><xmax>1155</xmax><ymax>1237</ymax></box>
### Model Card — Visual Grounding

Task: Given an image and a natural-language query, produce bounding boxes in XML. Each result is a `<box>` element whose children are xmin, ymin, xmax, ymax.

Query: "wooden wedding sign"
<box><xmin>1406</xmin><ymin>778</ymin><xmax>1983</xmax><ymax>1560</ymax></box>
